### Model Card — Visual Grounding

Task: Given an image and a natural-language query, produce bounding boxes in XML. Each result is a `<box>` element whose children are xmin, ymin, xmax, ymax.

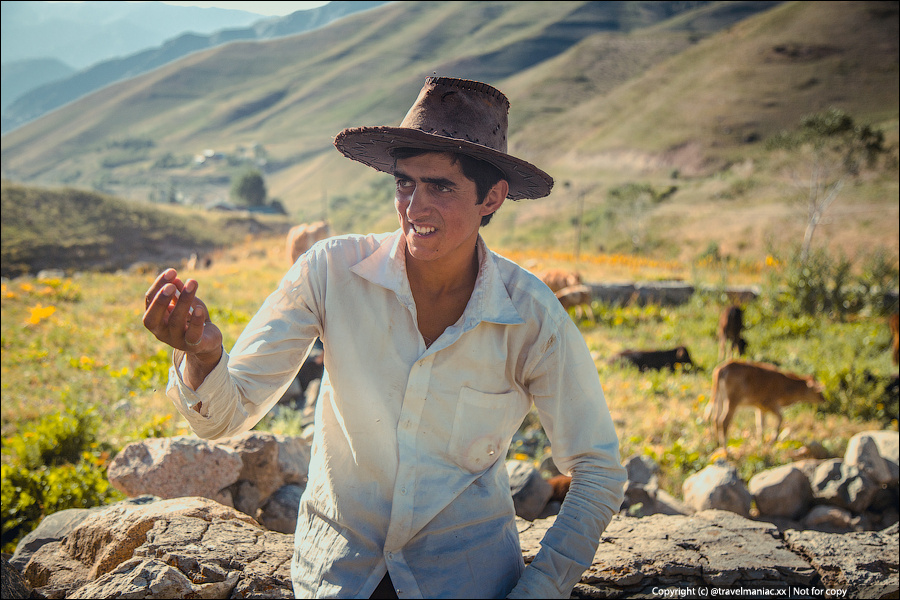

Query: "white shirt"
<box><xmin>167</xmin><ymin>230</ymin><xmax>625</xmax><ymax>599</ymax></box>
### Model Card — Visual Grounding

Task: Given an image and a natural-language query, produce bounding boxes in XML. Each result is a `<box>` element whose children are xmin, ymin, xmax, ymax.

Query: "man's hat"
<box><xmin>333</xmin><ymin>76</ymin><xmax>553</xmax><ymax>200</ymax></box>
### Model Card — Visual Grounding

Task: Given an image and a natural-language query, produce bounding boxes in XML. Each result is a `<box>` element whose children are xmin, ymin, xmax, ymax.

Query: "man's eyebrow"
<box><xmin>392</xmin><ymin>169</ymin><xmax>457</xmax><ymax>188</ymax></box>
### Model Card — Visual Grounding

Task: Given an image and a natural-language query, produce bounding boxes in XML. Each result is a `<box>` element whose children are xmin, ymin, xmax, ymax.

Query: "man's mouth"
<box><xmin>412</xmin><ymin>224</ymin><xmax>436</xmax><ymax>235</ymax></box>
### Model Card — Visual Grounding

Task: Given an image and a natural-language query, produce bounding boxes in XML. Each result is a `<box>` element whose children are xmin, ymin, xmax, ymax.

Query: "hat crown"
<box><xmin>398</xmin><ymin>77</ymin><xmax>510</xmax><ymax>153</ymax></box>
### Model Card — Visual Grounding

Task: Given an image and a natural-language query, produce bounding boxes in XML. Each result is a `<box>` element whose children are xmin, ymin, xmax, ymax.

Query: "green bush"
<box><xmin>1</xmin><ymin>403</ymin><xmax>123</xmax><ymax>553</ymax></box>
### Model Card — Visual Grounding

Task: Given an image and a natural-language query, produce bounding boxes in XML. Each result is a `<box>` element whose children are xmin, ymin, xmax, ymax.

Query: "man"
<box><xmin>143</xmin><ymin>76</ymin><xmax>625</xmax><ymax>599</ymax></box>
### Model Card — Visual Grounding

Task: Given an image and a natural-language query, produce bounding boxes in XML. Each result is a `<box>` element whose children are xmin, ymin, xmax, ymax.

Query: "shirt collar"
<box><xmin>350</xmin><ymin>230</ymin><xmax>524</xmax><ymax>328</ymax></box>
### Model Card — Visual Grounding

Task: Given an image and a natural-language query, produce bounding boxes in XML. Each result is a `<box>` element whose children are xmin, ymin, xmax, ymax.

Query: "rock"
<box><xmin>218</xmin><ymin>432</ymin><xmax>287</xmax><ymax>503</ymax></box>
<box><xmin>1</xmin><ymin>556</ymin><xmax>32</xmax><ymax>599</ymax></box>
<box><xmin>846</xmin><ymin>431</ymin><xmax>899</xmax><ymax>486</ymax></box>
<box><xmin>107</xmin><ymin>437</ymin><xmax>242</xmax><ymax>507</ymax></box>
<box><xmin>682</xmin><ymin>461</ymin><xmax>752</xmax><ymax>517</ymax></box>
<box><xmin>68</xmin><ymin>557</ymin><xmax>240</xmax><ymax>599</ymax></box>
<box><xmin>22</xmin><ymin>497</ymin><xmax>258</xmax><ymax>599</ymax></box>
<box><xmin>803</xmin><ymin>505</ymin><xmax>858</xmax><ymax>533</ymax></box>
<box><xmin>10</xmin><ymin>495</ymin><xmax>160</xmax><ymax>572</ymax></box>
<box><xmin>623</xmin><ymin>454</ymin><xmax>659</xmax><ymax>486</ymax></box>
<box><xmin>506</xmin><ymin>460</ymin><xmax>553</xmax><ymax>521</ymax></box>
<box><xmin>257</xmin><ymin>484</ymin><xmax>306</xmax><ymax>534</ymax></box>
<box><xmin>811</xmin><ymin>458</ymin><xmax>879</xmax><ymax>514</ymax></box>
<box><xmin>19</xmin><ymin>496</ymin><xmax>900</xmax><ymax>599</ymax></box>
<box><xmin>521</xmin><ymin>510</ymin><xmax>816</xmax><ymax>593</ymax></box>
<box><xmin>784</xmin><ymin>523</ymin><xmax>899</xmax><ymax>595</ymax></box>
<box><xmin>749</xmin><ymin>464</ymin><xmax>814</xmax><ymax>520</ymax></box>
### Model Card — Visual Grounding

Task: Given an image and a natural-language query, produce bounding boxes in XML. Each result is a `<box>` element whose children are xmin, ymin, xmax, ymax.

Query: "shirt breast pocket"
<box><xmin>448</xmin><ymin>387</ymin><xmax>522</xmax><ymax>474</ymax></box>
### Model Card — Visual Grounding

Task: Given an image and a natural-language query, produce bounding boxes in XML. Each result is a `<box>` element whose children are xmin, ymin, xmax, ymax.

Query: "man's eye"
<box><xmin>436</xmin><ymin>185</ymin><xmax>452</xmax><ymax>193</ymax></box>
<box><xmin>396</xmin><ymin>179</ymin><xmax>414</xmax><ymax>190</ymax></box>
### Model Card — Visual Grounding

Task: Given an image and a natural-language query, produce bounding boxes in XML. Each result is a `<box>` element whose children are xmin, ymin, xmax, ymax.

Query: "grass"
<box><xmin>3</xmin><ymin>232</ymin><xmax>896</xmax><ymax>513</ymax></box>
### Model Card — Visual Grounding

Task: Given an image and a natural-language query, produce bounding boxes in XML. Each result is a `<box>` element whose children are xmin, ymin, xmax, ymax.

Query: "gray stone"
<box><xmin>784</xmin><ymin>524</ymin><xmax>899</xmax><ymax>596</ymax></box>
<box><xmin>506</xmin><ymin>460</ymin><xmax>553</xmax><ymax>521</ymax></box>
<box><xmin>107</xmin><ymin>437</ymin><xmax>242</xmax><ymax>506</ymax></box>
<box><xmin>811</xmin><ymin>458</ymin><xmax>879</xmax><ymax>514</ymax></box>
<box><xmin>803</xmin><ymin>505</ymin><xmax>858</xmax><ymax>533</ymax></box>
<box><xmin>623</xmin><ymin>454</ymin><xmax>659</xmax><ymax>486</ymax></box>
<box><xmin>257</xmin><ymin>484</ymin><xmax>306</xmax><ymax>534</ymax></box>
<box><xmin>1</xmin><ymin>556</ymin><xmax>32</xmax><ymax>599</ymax></box>
<box><xmin>683</xmin><ymin>461</ymin><xmax>752</xmax><ymax>517</ymax></box>
<box><xmin>520</xmin><ymin>510</ymin><xmax>816</xmax><ymax>593</ymax></box>
<box><xmin>749</xmin><ymin>464</ymin><xmax>813</xmax><ymax>520</ymax></box>
<box><xmin>846</xmin><ymin>431</ymin><xmax>899</xmax><ymax>486</ymax></box>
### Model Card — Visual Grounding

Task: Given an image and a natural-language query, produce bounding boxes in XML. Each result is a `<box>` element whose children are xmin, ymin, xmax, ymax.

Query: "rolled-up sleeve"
<box><xmin>508</xmin><ymin>315</ymin><xmax>626</xmax><ymax>599</ymax></box>
<box><xmin>165</xmin><ymin>249</ymin><xmax>324</xmax><ymax>440</ymax></box>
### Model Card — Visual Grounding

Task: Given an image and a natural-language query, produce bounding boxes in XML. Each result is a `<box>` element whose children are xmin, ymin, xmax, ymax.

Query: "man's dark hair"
<box><xmin>390</xmin><ymin>147</ymin><xmax>506</xmax><ymax>226</ymax></box>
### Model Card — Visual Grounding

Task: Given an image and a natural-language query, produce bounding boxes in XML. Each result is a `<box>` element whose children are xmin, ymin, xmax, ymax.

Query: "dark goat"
<box><xmin>718</xmin><ymin>305</ymin><xmax>747</xmax><ymax>361</ymax></box>
<box><xmin>611</xmin><ymin>346</ymin><xmax>694</xmax><ymax>371</ymax></box>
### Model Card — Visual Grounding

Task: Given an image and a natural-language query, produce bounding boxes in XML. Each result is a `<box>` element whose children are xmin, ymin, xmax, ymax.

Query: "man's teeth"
<box><xmin>413</xmin><ymin>225</ymin><xmax>435</xmax><ymax>234</ymax></box>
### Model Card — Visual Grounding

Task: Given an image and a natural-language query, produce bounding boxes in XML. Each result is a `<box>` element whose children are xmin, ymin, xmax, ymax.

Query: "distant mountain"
<box><xmin>0</xmin><ymin>1</ymin><xmax>266</xmax><ymax>69</ymax></box>
<box><xmin>1</xmin><ymin>58</ymin><xmax>75</xmax><ymax>112</ymax></box>
<box><xmin>1</xmin><ymin>1</ymin><xmax>386</xmax><ymax>134</ymax></box>
<box><xmin>2</xmin><ymin>0</ymin><xmax>895</xmax><ymax>240</ymax></box>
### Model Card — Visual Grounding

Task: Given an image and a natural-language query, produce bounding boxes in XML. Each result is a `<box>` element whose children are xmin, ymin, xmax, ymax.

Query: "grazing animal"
<box><xmin>890</xmin><ymin>312</ymin><xmax>899</xmax><ymax>366</ymax></box>
<box><xmin>705</xmin><ymin>360</ymin><xmax>825</xmax><ymax>447</ymax></box>
<box><xmin>539</xmin><ymin>269</ymin><xmax>582</xmax><ymax>293</ymax></box>
<box><xmin>610</xmin><ymin>346</ymin><xmax>694</xmax><ymax>371</ymax></box>
<box><xmin>287</xmin><ymin>221</ymin><xmax>331</xmax><ymax>264</ymax></box>
<box><xmin>555</xmin><ymin>284</ymin><xmax>594</xmax><ymax>322</ymax></box>
<box><xmin>547</xmin><ymin>474</ymin><xmax>572</xmax><ymax>503</ymax></box>
<box><xmin>718</xmin><ymin>305</ymin><xmax>747</xmax><ymax>361</ymax></box>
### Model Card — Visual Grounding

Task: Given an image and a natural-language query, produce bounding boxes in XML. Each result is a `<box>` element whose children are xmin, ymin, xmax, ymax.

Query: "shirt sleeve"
<box><xmin>165</xmin><ymin>250</ymin><xmax>324</xmax><ymax>440</ymax></box>
<box><xmin>507</xmin><ymin>316</ymin><xmax>627</xmax><ymax>599</ymax></box>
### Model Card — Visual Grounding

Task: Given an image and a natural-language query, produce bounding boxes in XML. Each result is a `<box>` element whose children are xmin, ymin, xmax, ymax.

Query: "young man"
<box><xmin>143</xmin><ymin>77</ymin><xmax>625</xmax><ymax>599</ymax></box>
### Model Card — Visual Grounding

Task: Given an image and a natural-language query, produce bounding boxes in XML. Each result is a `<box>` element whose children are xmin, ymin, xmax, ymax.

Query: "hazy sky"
<box><xmin>154</xmin><ymin>1</ymin><xmax>332</xmax><ymax>16</ymax></box>
<box><xmin>46</xmin><ymin>1</ymin><xmax>333</xmax><ymax>17</ymax></box>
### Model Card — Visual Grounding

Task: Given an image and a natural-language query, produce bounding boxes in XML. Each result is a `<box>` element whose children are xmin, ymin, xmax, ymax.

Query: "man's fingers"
<box><xmin>144</xmin><ymin>268</ymin><xmax>177</xmax><ymax>308</ymax></box>
<box><xmin>184</xmin><ymin>305</ymin><xmax>206</xmax><ymax>348</ymax></box>
<box><xmin>142</xmin><ymin>283</ymin><xmax>177</xmax><ymax>334</ymax></box>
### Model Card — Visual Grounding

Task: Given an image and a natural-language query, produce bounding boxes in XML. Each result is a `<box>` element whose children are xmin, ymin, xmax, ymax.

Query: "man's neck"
<box><xmin>405</xmin><ymin>238</ymin><xmax>480</xmax><ymax>298</ymax></box>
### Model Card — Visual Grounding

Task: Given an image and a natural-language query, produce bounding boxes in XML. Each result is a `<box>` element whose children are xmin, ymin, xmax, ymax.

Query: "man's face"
<box><xmin>393</xmin><ymin>152</ymin><xmax>504</xmax><ymax>266</ymax></box>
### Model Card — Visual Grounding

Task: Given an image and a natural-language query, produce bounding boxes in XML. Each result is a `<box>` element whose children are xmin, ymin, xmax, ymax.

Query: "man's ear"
<box><xmin>480</xmin><ymin>180</ymin><xmax>508</xmax><ymax>216</ymax></box>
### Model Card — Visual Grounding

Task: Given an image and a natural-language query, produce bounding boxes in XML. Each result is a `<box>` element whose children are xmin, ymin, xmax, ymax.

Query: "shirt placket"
<box><xmin>383</xmin><ymin>351</ymin><xmax>433</xmax><ymax>598</ymax></box>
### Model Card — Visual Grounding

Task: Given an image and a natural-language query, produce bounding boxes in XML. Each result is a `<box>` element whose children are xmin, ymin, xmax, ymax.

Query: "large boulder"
<box><xmin>682</xmin><ymin>461</ymin><xmax>752</xmax><ymax>517</ymax></box>
<box><xmin>749</xmin><ymin>464</ymin><xmax>814</xmax><ymax>520</ymax></box>
<box><xmin>107</xmin><ymin>436</ymin><xmax>242</xmax><ymax>507</ymax></box>
<box><xmin>845</xmin><ymin>430</ymin><xmax>899</xmax><ymax>486</ymax></box>
<box><xmin>24</xmin><ymin>497</ymin><xmax>282</xmax><ymax>598</ymax></box>
<box><xmin>811</xmin><ymin>458</ymin><xmax>879</xmax><ymax>514</ymax></box>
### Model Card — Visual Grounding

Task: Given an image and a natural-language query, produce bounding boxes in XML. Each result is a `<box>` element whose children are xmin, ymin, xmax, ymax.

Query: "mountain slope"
<box><xmin>1</xmin><ymin>1</ymin><xmax>388</xmax><ymax>134</ymax></box>
<box><xmin>1</xmin><ymin>0</ymin><xmax>896</xmax><ymax>265</ymax></box>
<box><xmin>0</xmin><ymin>0</ymin><xmax>265</xmax><ymax>69</ymax></box>
<box><xmin>0</xmin><ymin>1</ymin><xmax>755</xmax><ymax>196</ymax></box>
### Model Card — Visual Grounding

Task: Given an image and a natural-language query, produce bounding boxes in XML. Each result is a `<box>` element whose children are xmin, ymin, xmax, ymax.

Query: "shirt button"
<box><xmin>400</xmin><ymin>487</ymin><xmax>407</xmax><ymax>495</ymax></box>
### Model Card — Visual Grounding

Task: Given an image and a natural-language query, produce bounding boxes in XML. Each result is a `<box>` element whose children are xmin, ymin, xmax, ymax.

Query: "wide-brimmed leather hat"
<box><xmin>333</xmin><ymin>76</ymin><xmax>553</xmax><ymax>200</ymax></box>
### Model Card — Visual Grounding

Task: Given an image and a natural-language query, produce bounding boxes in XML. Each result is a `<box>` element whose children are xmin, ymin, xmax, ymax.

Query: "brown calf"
<box><xmin>540</xmin><ymin>269</ymin><xmax>582</xmax><ymax>293</ymax></box>
<box><xmin>705</xmin><ymin>360</ymin><xmax>824</xmax><ymax>447</ymax></box>
<box><xmin>717</xmin><ymin>305</ymin><xmax>747</xmax><ymax>361</ymax></box>
<box><xmin>555</xmin><ymin>284</ymin><xmax>594</xmax><ymax>322</ymax></box>
<box><xmin>287</xmin><ymin>221</ymin><xmax>331</xmax><ymax>264</ymax></box>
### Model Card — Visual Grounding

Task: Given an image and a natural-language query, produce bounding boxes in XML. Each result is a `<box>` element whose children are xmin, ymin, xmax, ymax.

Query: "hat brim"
<box><xmin>334</xmin><ymin>126</ymin><xmax>553</xmax><ymax>200</ymax></box>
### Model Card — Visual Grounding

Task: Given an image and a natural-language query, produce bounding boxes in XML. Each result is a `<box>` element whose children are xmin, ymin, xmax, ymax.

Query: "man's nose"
<box><xmin>406</xmin><ymin>186</ymin><xmax>429</xmax><ymax>218</ymax></box>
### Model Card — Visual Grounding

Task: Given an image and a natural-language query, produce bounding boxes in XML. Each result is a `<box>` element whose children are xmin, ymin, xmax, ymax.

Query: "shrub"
<box><xmin>0</xmin><ymin>403</ymin><xmax>123</xmax><ymax>553</ymax></box>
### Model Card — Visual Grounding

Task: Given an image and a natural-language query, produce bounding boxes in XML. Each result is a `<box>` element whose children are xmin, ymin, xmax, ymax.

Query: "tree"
<box><xmin>231</xmin><ymin>169</ymin><xmax>267</xmax><ymax>207</ymax></box>
<box><xmin>767</xmin><ymin>108</ymin><xmax>887</xmax><ymax>262</ymax></box>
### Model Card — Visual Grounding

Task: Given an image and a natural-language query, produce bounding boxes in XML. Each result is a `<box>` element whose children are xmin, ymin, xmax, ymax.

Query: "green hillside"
<box><xmin>1</xmin><ymin>0</ymin><xmax>897</xmax><ymax>267</ymax></box>
<box><xmin>0</xmin><ymin>181</ymin><xmax>292</xmax><ymax>278</ymax></box>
